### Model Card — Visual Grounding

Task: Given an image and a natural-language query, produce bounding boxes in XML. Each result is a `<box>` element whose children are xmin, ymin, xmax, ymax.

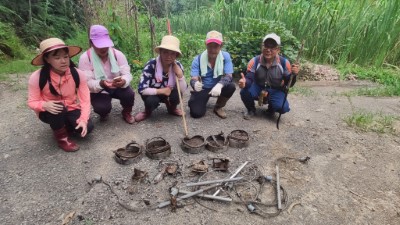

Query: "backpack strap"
<box><xmin>279</xmin><ymin>55</ymin><xmax>287</xmax><ymax>71</ymax></box>
<box><xmin>86</xmin><ymin>49</ymin><xmax>91</xmax><ymax>63</ymax></box>
<box><xmin>39</xmin><ymin>67</ymin><xmax>80</xmax><ymax>92</ymax></box>
<box><xmin>254</xmin><ymin>55</ymin><xmax>261</xmax><ymax>71</ymax></box>
<box><xmin>254</xmin><ymin>55</ymin><xmax>286</xmax><ymax>71</ymax></box>
<box><xmin>39</xmin><ymin>67</ymin><xmax>49</xmax><ymax>91</ymax></box>
<box><xmin>70</xmin><ymin>67</ymin><xmax>80</xmax><ymax>89</ymax></box>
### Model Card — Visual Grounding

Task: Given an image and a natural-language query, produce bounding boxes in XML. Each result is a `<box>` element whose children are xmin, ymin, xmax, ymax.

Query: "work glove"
<box><xmin>194</xmin><ymin>81</ymin><xmax>203</xmax><ymax>92</ymax></box>
<box><xmin>209</xmin><ymin>83</ymin><xmax>223</xmax><ymax>97</ymax></box>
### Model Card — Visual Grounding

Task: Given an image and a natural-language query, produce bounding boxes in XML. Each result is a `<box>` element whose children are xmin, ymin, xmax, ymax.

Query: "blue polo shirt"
<box><xmin>190</xmin><ymin>51</ymin><xmax>234</xmax><ymax>89</ymax></box>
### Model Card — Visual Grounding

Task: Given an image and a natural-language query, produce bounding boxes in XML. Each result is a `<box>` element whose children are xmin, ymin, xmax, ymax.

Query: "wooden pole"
<box><xmin>175</xmin><ymin>75</ymin><xmax>189</xmax><ymax>137</ymax></box>
<box><xmin>168</xmin><ymin>18</ymin><xmax>188</xmax><ymax>137</ymax></box>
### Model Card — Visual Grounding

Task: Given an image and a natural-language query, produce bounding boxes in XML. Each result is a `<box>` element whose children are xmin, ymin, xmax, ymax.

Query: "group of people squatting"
<box><xmin>27</xmin><ymin>25</ymin><xmax>300</xmax><ymax>152</ymax></box>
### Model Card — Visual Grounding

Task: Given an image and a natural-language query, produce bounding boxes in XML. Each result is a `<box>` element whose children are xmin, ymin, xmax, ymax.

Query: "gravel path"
<box><xmin>0</xmin><ymin>73</ymin><xmax>399</xmax><ymax>225</ymax></box>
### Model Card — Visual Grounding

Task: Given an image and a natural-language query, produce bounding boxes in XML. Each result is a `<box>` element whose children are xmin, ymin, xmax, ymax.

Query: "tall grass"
<box><xmin>168</xmin><ymin>0</ymin><xmax>400</xmax><ymax>67</ymax></box>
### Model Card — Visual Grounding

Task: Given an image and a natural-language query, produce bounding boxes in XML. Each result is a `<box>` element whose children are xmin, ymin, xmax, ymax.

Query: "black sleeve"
<box><xmin>245</xmin><ymin>71</ymin><xmax>254</xmax><ymax>88</ymax></box>
<box><xmin>283</xmin><ymin>73</ymin><xmax>297</xmax><ymax>88</ymax></box>
<box><xmin>219</xmin><ymin>74</ymin><xmax>233</xmax><ymax>86</ymax></box>
<box><xmin>190</xmin><ymin>79</ymin><xmax>197</xmax><ymax>90</ymax></box>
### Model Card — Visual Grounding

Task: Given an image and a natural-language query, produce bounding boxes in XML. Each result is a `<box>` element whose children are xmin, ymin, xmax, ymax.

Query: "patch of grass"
<box><xmin>0</xmin><ymin>59</ymin><xmax>36</xmax><ymax>79</ymax></box>
<box><xmin>84</xmin><ymin>219</ymin><xmax>93</xmax><ymax>225</ymax></box>
<box><xmin>337</xmin><ymin>64</ymin><xmax>400</xmax><ymax>96</ymax></box>
<box><xmin>354</xmin><ymin>86</ymin><xmax>398</xmax><ymax>97</ymax></box>
<box><xmin>290</xmin><ymin>86</ymin><xmax>314</xmax><ymax>96</ymax></box>
<box><xmin>344</xmin><ymin>111</ymin><xmax>398</xmax><ymax>134</ymax></box>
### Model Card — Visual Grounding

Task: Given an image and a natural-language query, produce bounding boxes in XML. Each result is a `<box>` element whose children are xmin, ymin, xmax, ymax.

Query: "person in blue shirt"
<box><xmin>188</xmin><ymin>30</ymin><xmax>236</xmax><ymax>119</ymax></box>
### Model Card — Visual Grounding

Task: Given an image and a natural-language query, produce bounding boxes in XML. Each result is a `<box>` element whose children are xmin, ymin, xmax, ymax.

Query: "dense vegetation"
<box><xmin>0</xmin><ymin>0</ymin><xmax>399</xmax><ymax>96</ymax></box>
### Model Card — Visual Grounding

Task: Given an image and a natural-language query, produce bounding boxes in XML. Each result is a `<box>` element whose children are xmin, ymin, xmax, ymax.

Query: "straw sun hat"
<box><xmin>31</xmin><ymin>38</ymin><xmax>82</xmax><ymax>66</ymax></box>
<box><xmin>154</xmin><ymin>35</ymin><xmax>182</xmax><ymax>57</ymax></box>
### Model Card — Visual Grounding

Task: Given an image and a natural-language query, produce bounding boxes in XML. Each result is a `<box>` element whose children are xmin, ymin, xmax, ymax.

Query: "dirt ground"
<box><xmin>0</xmin><ymin>66</ymin><xmax>399</xmax><ymax>225</ymax></box>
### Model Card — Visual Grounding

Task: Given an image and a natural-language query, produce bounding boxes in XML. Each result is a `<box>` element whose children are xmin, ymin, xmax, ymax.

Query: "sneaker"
<box><xmin>243</xmin><ymin>110</ymin><xmax>256</xmax><ymax>120</ymax></box>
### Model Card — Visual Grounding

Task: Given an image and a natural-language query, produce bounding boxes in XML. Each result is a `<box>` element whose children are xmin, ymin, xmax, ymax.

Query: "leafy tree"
<box><xmin>225</xmin><ymin>18</ymin><xmax>301</xmax><ymax>74</ymax></box>
<box><xmin>0</xmin><ymin>0</ymin><xmax>85</xmax><ymax>45</ymax></box>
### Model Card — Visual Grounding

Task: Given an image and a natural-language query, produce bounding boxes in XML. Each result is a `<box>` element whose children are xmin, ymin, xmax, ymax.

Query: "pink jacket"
<box><xmin>27</xmin><ymin>68</ymin><xmax>91</xmax><ymax>125</ymax></box>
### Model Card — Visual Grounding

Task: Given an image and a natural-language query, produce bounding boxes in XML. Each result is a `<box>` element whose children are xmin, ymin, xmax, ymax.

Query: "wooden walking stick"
<box><xmin>167</xmin><ymin>19</ymin><xmax>189</xmax><ymax>137</ymax></box>
<box><xmin>276</xmin><ymin>40</ymin><xmax>305</xmax><ymax>130</ymax></box>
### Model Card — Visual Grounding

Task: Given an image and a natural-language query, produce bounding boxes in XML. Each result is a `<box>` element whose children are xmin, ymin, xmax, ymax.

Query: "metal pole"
<box><xmin>179</xmin><ymin>190</ymin><xmax>232</xmax><ymax>202</ymax></box>
<box><xmin>276</xmin><ymin>164</ymin><xmax>282</xmax><ymax>210</ymax></box>
<box><xmin>186</xmin><ymin>177</ymin><xmax>243</xmax><ymax>187</ymax></box>
<box><xmin>212</xmin><ymin>161</ymin><xmax>248</xmax><ymax>196</ymax></box>
<box><xmin>158</xmin><ymin>189</ymin><xmax>203</xmax><ymax>208</ymax></box>
<box><xmin>158</xmin><ymin>183</ymin><xmax>220</xmax><ymax>208</ymax></box>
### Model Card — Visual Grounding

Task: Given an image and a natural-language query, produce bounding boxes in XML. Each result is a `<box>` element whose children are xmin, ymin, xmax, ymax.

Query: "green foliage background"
<box><xmin>0</xmin><ymin>0</ymin><xmax>399</xmax><ymax>94</ymax></box>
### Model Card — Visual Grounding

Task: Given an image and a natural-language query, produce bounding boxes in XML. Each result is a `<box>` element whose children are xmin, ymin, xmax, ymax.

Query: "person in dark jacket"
<box><xmin>239</xmin><ymin>33</ymin><xmax>300</xmax><ymax>119</ymax></box>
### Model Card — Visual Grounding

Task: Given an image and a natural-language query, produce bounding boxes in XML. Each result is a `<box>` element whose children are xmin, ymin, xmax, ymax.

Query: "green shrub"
<box><xmin>0</xmin><ymin>22</ymin><xmax>31</xmax><ymax>61</ymax></box>
<box><xmin>225</xmin><ymin>18</ymin><xmax>301</xmax><ymax>74</ymax></box>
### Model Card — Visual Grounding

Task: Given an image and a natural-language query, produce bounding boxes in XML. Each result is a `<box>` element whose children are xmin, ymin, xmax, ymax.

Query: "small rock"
<box><xmin>93</xmin><ymin>175</ymin><xmax>102</xmax><ymax>183</ymax></box>
<box><xmin>143</xmin><ymin>199</ymin><xmax>150</xmax><ymax>205</ymax></box>
<box><xmin>4</xmin><ymin>154</ymin><xmax>10</xmax><ymax>159</ymax></box>
<box><xmin>185</xmin><ymin>208</ymin><xmax>190</xmax><ymax>212</ymax></box>
<box><xmin>237</xmin><ymin>208</ymin><xmax>244</xmax><ymax>212</ymax></box>
<box><xmin>77</xmin><ymin>215</ymin><xmax>84</xmax><ymax>221</ymax></box>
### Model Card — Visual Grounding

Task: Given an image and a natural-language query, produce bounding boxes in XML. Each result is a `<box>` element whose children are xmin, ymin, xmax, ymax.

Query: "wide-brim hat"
<box><xmin>154</xmin><ymin>35</ymin><xmax>182</xmax><ymax>57</ymax></box>
<box><xmin>31</xmin><ymin>38</ymin><xmax>82</xmax><ymax>66</ymax></box>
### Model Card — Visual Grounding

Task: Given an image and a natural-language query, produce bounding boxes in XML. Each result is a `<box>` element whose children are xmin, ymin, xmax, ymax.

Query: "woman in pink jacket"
<box><xmin>28</xmin><ymin>38</ymin><xmax>93</xmax><ymax>152</ymax></box>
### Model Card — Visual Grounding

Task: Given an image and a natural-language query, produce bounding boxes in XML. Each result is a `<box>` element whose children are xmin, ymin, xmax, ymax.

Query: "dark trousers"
<box><xmin>240</xmin><ymin>82</ymin><xmax>289</xmax><ymax>114</ymax></box>
<box><xmin>188</xmin><ymin>82</ymin><xmax>236</xmax><ymax>118</ymax></box>
<box><xmin>90</xmin><ymin>87</ymin><xmax>135</xmax><ymax>116</ymax></box>
<box><xmin>139</xmin><ymin>88</ymin><xmax>180</xmax><ymax>113</ymax></box>
<box><xmin>39</xmin><ymin>109</ymin><xmax>94</xmax><ymax>134</ymax></box>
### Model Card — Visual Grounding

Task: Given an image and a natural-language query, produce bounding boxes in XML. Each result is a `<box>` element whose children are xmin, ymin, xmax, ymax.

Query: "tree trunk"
<box><xmin>131</xmin><ymin>0</ymin><xmax>140</xmax><ymax>59</ymax></box>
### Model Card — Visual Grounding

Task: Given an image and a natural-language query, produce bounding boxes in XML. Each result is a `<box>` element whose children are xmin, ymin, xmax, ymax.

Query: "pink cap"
<box><xmin>205</xmin><ymin>30</ymin><xmax>223</xmax><ymax>45</ymax></box>
<box><xmin>89</xmin><ymin>25</ymin><xmax>114</xmax><ymax>48</ymax></box>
